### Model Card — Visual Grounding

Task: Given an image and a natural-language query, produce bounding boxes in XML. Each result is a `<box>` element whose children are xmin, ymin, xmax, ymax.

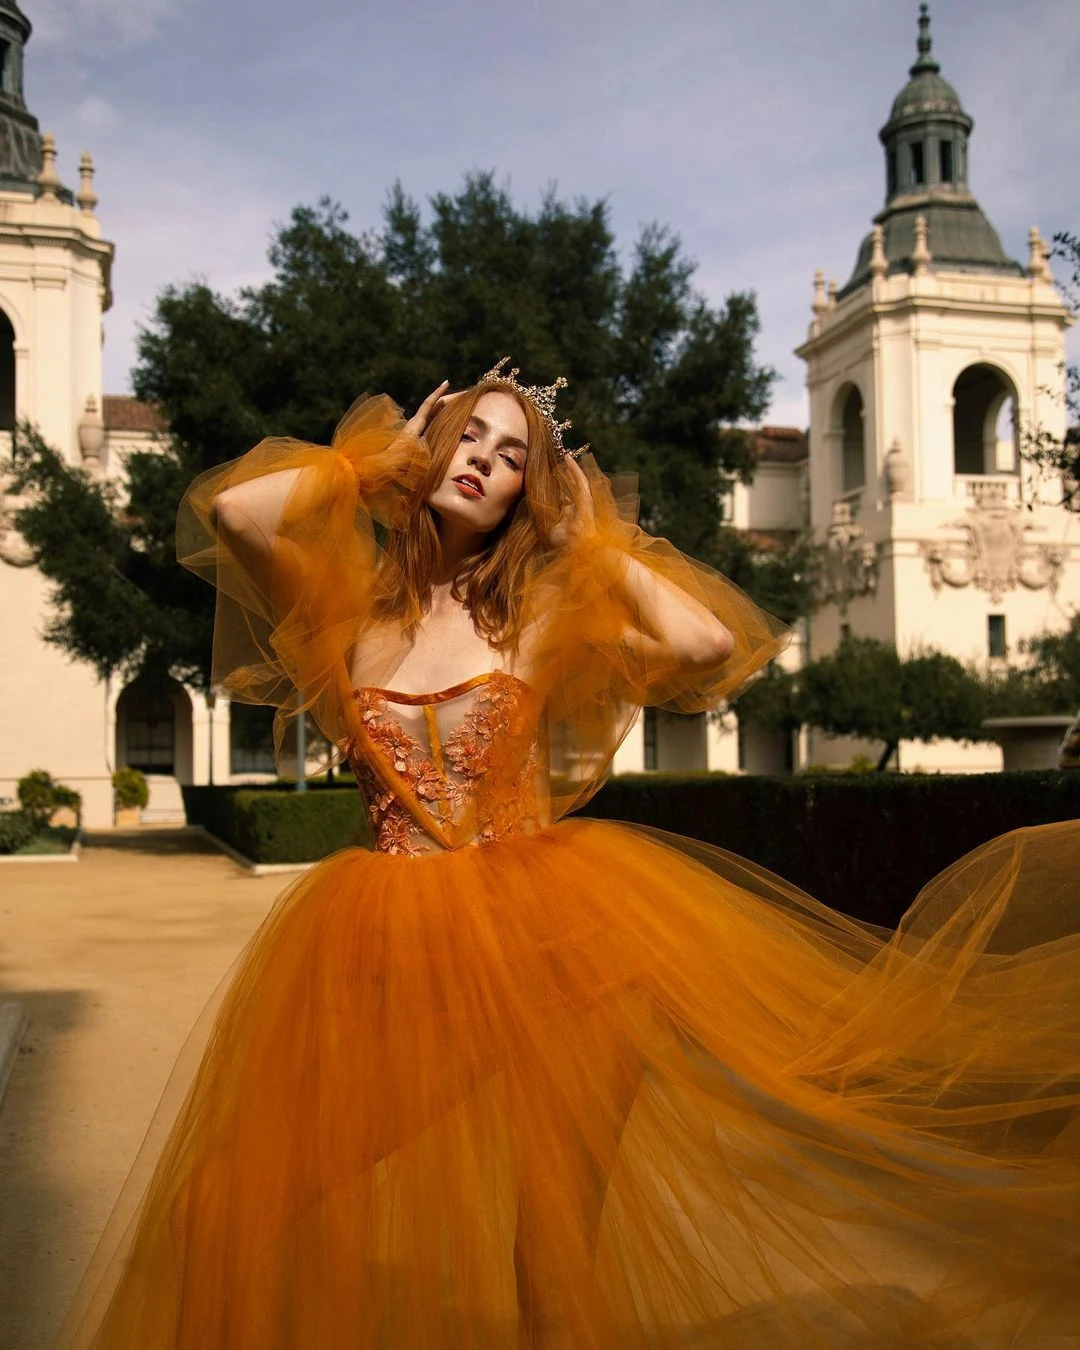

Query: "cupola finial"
<box><xmin>911</xmin><ymin>3</ymin><xmax>940</xmax><ymax>76</ymax></box>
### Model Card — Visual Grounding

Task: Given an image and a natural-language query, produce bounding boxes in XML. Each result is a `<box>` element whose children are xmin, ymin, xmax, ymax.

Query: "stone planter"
<box><xmin>981</xmin><ymin>716</ymin><xmax>1075</xmax><ymax>772</ymax></box>
<box><xmin>114</xmin><ymin>805</ymin><xmax>142</xmax><ymax>828</ymax></box>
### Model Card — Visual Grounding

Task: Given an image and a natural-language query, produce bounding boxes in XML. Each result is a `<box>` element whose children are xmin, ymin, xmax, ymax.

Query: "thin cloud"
<box><xmin>24</xmin><ymin>0</ymin><xmax>1078</xmax><ymax>414</ymax></box>
<box><xmin>75</xmin><ymin>93</ymin><xmax>119</xmax><ymax>130</ymax></box>
<box><xmin>35</xmin><ymin>0</ymin><xmax>177</xmax><ymax>52</ymax></box>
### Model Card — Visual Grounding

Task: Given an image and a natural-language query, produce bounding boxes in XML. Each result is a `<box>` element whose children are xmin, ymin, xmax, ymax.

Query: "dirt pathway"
<box><xmin>0</xmin><ymin>831</ymin><xmax>286</xmax><ymax>1350</ymax></box>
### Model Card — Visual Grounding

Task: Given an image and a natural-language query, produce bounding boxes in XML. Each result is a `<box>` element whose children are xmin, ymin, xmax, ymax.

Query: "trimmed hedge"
<box><xmin>183</xmin><ymin>786</ymin><xmax>370</xmax><ymax>864</ymax></box>
<box><xmin>183</xmin><ymin>772</ymin><xmax>1080</xmax><ymax>927</ymax></box>
<box><xmin>586</xmin><ymin>771</ymin><xmax>1080</xmax><ymax>927</ymax></box>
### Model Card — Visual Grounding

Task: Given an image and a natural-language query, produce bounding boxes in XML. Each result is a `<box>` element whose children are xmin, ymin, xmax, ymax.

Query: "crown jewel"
<box><xmin>478</xmin><ymin>357</ymin><xmax>589</xmax><ymax>462</ymax></box>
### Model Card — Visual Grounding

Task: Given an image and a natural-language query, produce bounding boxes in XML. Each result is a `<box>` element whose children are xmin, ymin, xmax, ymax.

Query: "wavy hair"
<box><xmin>376</xmin><ymin>381</ymin><xmax>566</xmax><ymax>650</ymax></box>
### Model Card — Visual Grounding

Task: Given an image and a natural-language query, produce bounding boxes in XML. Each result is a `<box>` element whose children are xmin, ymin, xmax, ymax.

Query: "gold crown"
<box><xmin>478</xmin><ymin>357</ymin><xmax>589</xmax><ymax>462</ymax></box>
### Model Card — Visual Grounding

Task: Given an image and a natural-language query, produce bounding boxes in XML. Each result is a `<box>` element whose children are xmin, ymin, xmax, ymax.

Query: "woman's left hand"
<box><xmin>548</xmin><ymin>456</ymin><xmax>598</xmax><ymax>550</ymax></box>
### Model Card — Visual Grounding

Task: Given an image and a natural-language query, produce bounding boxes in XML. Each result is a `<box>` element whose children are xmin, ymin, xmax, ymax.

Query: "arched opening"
<box><xmin>952</xmin><ymin>364</ymin><xmax>1018</xmax><ymax>476</ymax></box>
<box><xmin>832</xmin><ymin>384</ymin><xmax>866</xmax><ymax>495</ymax></box>
<box><xmin>230</xmin><ymin>702</ymin><xmax>277</xmax><ymax>776</ymax></box>
<box><xmin>0</xmin><ymin>307</ymin><xmax>15</xmax><ymax>432</ymax></box>
<box><xmin>115</xmin><ymin>677</ymin><xmax>194</xmax><ymax>783</ymax></box>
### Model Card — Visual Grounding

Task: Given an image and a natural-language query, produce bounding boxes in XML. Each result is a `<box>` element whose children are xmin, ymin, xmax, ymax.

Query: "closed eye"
<box><xmin>500</xmin><ymin>453</ymin><xmax>523</xmax><ymax>470</ymax></box>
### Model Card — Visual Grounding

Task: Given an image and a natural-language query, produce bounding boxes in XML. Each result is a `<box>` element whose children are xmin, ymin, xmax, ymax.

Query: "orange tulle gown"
<box><xmin>56</xmin><ymin>398</ymin><xmax>1080</xmax><ymax>1349</ymax></box>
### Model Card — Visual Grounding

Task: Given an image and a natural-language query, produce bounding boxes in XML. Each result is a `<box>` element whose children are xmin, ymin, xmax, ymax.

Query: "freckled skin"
<box><xmin>426</xmin><ymin>391</ymin><xmax>528</xmax><ymax>534</ymax></box>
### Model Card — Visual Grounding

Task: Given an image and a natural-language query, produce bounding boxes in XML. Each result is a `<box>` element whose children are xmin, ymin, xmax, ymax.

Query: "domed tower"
<box><xmin>0</xmin><ymin>0</ymin><xmax>42</xmax><ymax>190</ymax></box>
<box><xmin>842</xmin><ymin>4</ymin><xmax>1021</xmax><ymax>298</ymax></box>
<box><xmin>0</xmin><ymin>0</ymin><xmax>123</xmax><ymax>828</ymax></box>
<box><xmin>795</xmin><ymin>4</ymin><xmax>1076</xmax><ymax>772</ymax></box>
<box><xmin>0</xmin><ymin>0</ymin><xmax>113</xmax><ymax>461</ymax></box>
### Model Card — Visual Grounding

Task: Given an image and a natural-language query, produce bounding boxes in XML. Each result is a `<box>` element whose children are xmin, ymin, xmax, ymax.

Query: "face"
<box><xmin>427</xmin><ymin>391</ymin><xmax>529</xmax><ymax>534</ymax></box>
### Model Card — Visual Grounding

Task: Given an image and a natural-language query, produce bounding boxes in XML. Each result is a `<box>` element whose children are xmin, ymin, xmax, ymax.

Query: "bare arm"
<box><xmin>550</xmin><ymin>457</ymin><xmax>734</xmax><ymax>671</ymax></box>
<box><xmin>210</xmin><ymin>381</ymin><xmax>452</xmax><ymax>593</ymax></box>
<box><xmin>210</xmin><ymin>466</ymin><xmax>305</xmax><ymax>589</ymax></box>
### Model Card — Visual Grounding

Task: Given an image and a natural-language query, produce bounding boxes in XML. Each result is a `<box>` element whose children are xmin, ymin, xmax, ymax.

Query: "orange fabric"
<box><xmin>57</xmin><ymin>821</ymin><xmax>1080</xmax><ymax>1348</ymax></box>
<box><xmin>175</xmin><ymin>394</ymin><xmax>790</xmax><ymax>818</ymax></box>
<box><xmin>54</xmin><ymin>396</ymin><xmax>1080</xmax><ymax>1348</ymax></box>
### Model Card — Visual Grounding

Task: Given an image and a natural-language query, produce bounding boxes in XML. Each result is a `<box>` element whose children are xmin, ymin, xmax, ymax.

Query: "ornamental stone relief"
<box><xmin>919</xmin><ymin>482</ymin><xmax>1064</xmax><ymax>603</ymax></box>
<box><xmin>0</xmin><ymin>467</ymin><xmax>33</xmax><ymax>567</ymax></box>
<box><xmin>0</xmin><ymin>494</ymin><xmax>33</xmax><ymax>566</ymax></box>
<box><xmin>824</xmin><ymin>499</ymin><xmax>879</xmax><ymax>616</ymax></box>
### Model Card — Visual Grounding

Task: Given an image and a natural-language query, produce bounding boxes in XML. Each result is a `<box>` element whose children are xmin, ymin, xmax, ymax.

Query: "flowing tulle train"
<box><xmin>56</xmin><ymin>816</ymin><xmax>1080</xmax><ymax>1349</ymax></box>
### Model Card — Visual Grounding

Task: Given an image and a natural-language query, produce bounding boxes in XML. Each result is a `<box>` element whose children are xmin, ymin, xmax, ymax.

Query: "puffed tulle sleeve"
<box><xmin>514</xmin><ymin>454</ymin><xmax>791</xmax><ymax>818</ymax></box>
<box><xmin>176</xmin><ymin>394</ymin><xmax>429</xmax><ymax>762</ymax></box>
<box><xmin>178</xmin><ymin>397</ymin><xmax>789</xmax><ymax>814</ymax></box>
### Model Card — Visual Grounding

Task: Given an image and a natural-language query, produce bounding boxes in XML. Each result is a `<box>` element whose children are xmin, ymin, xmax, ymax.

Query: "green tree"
<box><xmin>741</xmin><ymin>636</ymin><xmax>992</xmax><ymax>772</ymax></box>
<box><xmin>13</xmin><ymin>175</ymin><xmax>795</xmax><ymax>689</ymax></box>
<box><xmin>984</xmin><ymin>611</ymin><xmax>1080</xmax><ymax>715</ymax></box>
<box><xmin>10</xmin><ymin>424</ymin><xmax>213</xmax><ymax>688</ymax></box>
<box><xmin>802</xmin><ymin>640</ymin><xmax>992</xmax><ymax>770</ymax></box>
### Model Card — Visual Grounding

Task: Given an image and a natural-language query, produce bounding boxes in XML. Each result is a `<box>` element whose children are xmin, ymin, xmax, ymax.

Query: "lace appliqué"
<box><xmin>443</xmin><ymin>675</ymin><xmax>541</xmax><ymax>844</ymax></box>
<box><xmin>350</xmin><ymin>672</ymin><xmax>541</xmax><ymax>855</ymax></box>
<box><xmin>350</xmin><ymin>693</ymin><xmax>446</xmax><ymax>856</ymax></box>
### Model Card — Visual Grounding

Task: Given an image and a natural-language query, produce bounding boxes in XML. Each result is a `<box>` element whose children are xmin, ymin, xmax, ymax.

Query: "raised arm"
<box><xmin>549</xmin><ymin>456</ymin><xmax>735</xmax><ymax>675</ymax></box>
<box><xmin>210</xmin><ymin>465</ymin><xmax>306</xmax><ymax>586</ymax></box>
<box><xmin>189</xmin><ymin>387</ymin><xmax>447</xmax><ymax>612</ymax></box>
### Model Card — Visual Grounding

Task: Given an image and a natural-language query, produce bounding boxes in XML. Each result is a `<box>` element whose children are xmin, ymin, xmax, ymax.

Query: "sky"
<box><xmin>28</xmin><ymin>0</ymin><xmax>1080</xmax><ymax>428</ymax></box>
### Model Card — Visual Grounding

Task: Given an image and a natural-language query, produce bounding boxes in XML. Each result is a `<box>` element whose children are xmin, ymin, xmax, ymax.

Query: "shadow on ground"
<box><xmin>0</xmin><ymin>986</ymin><xmax>88</xmax><ymax>1350</ymax></box>
<box><xmin>81</xmin><ymin>828</ymin><xmax>222</xmax><ymax>858</ymax></box>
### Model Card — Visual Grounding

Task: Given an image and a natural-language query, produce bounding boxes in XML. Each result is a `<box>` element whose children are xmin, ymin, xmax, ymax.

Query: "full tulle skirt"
<box><xmin>57</xmin><ymin>819</ymin><xmax>1080</xmax><ymax>1349</ymax></box>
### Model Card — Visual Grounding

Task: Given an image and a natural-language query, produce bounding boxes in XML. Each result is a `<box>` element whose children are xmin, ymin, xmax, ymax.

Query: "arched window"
<box><xmin>838</xmin><ymin>385</ymin><xmax>866</xmax><ymax>494</ymax></box>
<box><xmin>939</xmin><ymin>139</ymin><xmax>954</xmax><ymax>183</ymax></box>
<box><xmin>116</xmin><ymin>677</ymin><xmax>198</xmax><ymax>782</ymax></box>
<box><xmin>230</xmin><ymin>702</ymin><xmax>277</xmax><ymax>775</ymax></box>
<box><xmin>952</xmin><ymin>364</ymin><xmax>1018</xmax><ymax>475</ymax></box>
<box><xmin>0</xmin><ymin>307</ymin><xmax>15</xmax><ymax>432</ymax></box>
<box><xmin>909</xmin><ymin>141</ymin><xmax>925</xmax><ymax>187</ymax></box>
<box><xmin>116</xmin><ymin>683</ymin><xmax>176</xmax><ymax>775</ymax></box>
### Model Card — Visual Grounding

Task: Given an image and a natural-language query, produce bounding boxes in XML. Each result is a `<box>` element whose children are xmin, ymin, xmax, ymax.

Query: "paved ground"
<box><xmin>0</xmin><ymin>830</ymin><xmax>285</xmax><ymax>1350</ymax></box>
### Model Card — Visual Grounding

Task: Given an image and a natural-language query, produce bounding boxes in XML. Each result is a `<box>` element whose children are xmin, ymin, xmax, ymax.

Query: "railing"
<box><xmin>955</xmin><ymin>473</ymin><xmax>1020</xmax><ymax>506</ymax></box>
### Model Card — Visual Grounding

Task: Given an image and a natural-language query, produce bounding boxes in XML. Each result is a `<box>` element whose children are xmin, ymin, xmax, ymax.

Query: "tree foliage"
<box><xmin>15</xmin><ymin>175</ymin><xmax>797</xmax><ymax>688</ymax></box>
<box><xmin>983</xmin><ymin>610</ymin><xmax>1080</xmax><ymax>715</ymax></box>
<box><xmin>740</xmin><ymin>636</ymin><xmax>993</xmax><ymax>771</ymax></box>
<box><xmin>10</xmin><ymin>425</ymin><xmax>213</xmax><ymax>686</ymax></box>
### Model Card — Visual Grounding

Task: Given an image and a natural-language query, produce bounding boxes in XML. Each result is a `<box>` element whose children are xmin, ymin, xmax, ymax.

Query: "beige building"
<box><xmin>617</xmin><ymin>6</ymin><xmax>1077</xmax><ymax>776</ymax></box>
<box><xmin>0</xmin><ymin>2</ymin><xmax>227</xmax><ymax>827</ymax></box>
<box><xmin>794</xmin><ymin>6</ymin><xmax>1076</xmax><ymax>772</ymax></box>
<box><xmin>1</xmin><ymin>3</ymin><xmax>1076</xmax><ymax>822</ymax></box>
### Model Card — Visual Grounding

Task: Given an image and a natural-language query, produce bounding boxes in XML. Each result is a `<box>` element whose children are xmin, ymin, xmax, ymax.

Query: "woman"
<box><xmin>58</xmin><ymin>363</ymin><xmax>1079</xmax><ymax>1349</ymax></box>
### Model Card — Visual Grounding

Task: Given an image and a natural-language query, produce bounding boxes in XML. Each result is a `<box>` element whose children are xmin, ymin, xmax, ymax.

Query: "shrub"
<box><xmin>184</xmin><ymin>772</ymin><xmax>1080</xmax><ymax>928</ymax></box>
<box><xmin>182</xmin><ymin>786</ymin><xmax>369</xmax><ymax>863</ymax></box>
<box><xmin>585</xmin><ymin>770</ymin><xmax>1080</xmax><ymax>928</ymax></box>
<box><xmin>0</xmin><ymin>809</ymin><xmax>39</xmax><ymax>855</ymax></box>
<box><xmin>112</xmin><ymin>767</ymin><xmax>149</xmax><ymax>810</ymax></box>
<box><xmin>17</xmin><ymin>769</ymin><xmax>82</xmax><ymax>827</ymax></box>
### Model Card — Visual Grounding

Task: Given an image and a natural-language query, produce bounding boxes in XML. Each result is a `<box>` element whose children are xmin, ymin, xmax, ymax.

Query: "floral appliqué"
<box><xmin>443</xmin><ymin>675</ymin><xmax>541</xmax><ymax>844</ymax></box>
<box><xmin>349</xmin><ymin>672</ymin><xmax>542</xmax><ymax>855</ymax></box>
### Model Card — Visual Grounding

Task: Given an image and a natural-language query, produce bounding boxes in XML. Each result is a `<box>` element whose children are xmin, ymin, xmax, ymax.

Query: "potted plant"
<box><xmin>113</xmin><ymin>767</ymin><xmax>149</xmax><ymax>827</ymax></box>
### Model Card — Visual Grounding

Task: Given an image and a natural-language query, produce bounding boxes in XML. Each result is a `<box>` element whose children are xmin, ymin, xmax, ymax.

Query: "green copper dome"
<box><xmin>885</xmin><ymin>4</ymin><xmax>965</xmax><ymax>126</ymax></box>
<box><xmin>888</xmin><ymin>68</ymin><xmax>964</xmax><ymax>123</ymax></box>
<box><xmin>0</xmin><ymin>0</ymin><xmax>41</xmax><ymax>192</ymax></box>
<box><xmin>839</xmin><ymin>4</ymin><xmax>1021</xmax><ymax>297</ymax></box>
<box><xmin>0</xmin><ymin>2</ymin><xmax>30</xmax><ymax>38</ymax></box>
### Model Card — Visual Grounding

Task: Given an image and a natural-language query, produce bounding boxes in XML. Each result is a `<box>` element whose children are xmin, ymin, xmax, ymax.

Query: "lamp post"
<box><xmin>296</xmin><ymin>700</ymin><xmax>307</xmax><ymax>794</ymax></box>
<box><xmin>206</xmin><ymin>691</ymin><xmax>216</xmax><ymax>785</ymax></box>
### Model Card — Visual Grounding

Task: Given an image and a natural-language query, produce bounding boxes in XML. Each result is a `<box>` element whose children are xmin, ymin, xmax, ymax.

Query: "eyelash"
<box><xmin>461</xmin><ymin>433</ymin><xmax>522</xmax><ymax>471</ymax></box>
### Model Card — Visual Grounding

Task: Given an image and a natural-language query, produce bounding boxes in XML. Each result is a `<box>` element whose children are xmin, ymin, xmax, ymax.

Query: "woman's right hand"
<box><xmin>403</xmin><ymin>381</ymin><xmax>461</xmax><ymax>440</ymax></box>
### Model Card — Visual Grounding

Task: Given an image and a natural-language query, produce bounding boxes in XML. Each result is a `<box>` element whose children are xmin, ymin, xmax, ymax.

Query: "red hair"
<box><xmin>376</xmin><ymin>381</ymin><xmax>566</xmax><ymax>649</ymax></box>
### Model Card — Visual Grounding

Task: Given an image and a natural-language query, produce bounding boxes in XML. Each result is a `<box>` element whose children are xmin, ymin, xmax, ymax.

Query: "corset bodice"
<box><xmin>347</xmin><ymin>671</ymin><xmax>548</xmax><ymax>855</ymax></box>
